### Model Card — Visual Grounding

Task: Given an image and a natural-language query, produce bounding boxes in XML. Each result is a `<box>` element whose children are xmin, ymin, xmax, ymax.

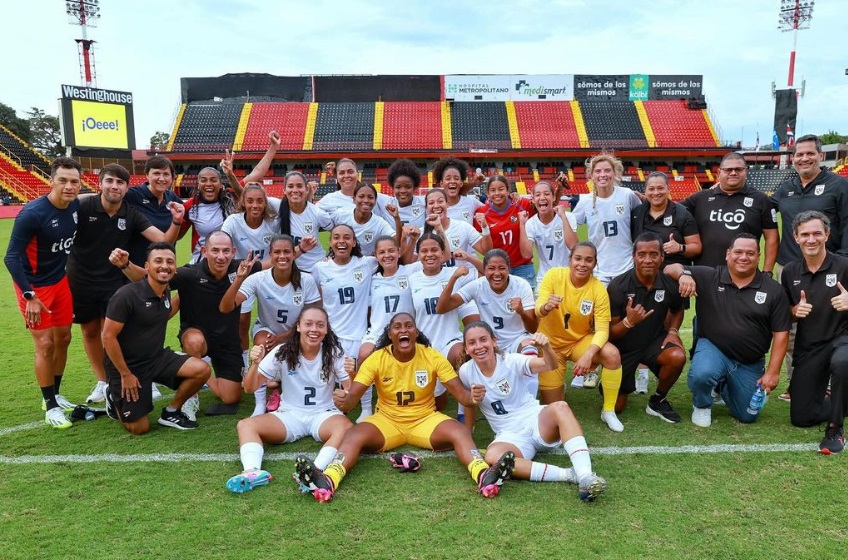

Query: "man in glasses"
<box><xmin>770</xmin><ymin>135</ymin><xmax>848</xmax><ymax>401</ymax></box>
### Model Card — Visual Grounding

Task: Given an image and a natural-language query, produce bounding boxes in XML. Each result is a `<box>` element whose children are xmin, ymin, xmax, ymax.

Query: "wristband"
<box><xmin>172</xmin><ymin>220</ymin><xmax>183</xmax><ymax>226</ymax></box>
<box><xmin>481</xmin><ymin>226</ymin><xmax>490</xmax><ymax>236</ymax></box>
<box><xmin>680</xmin><ymin>243</ymin><xmax>686</xmax><ymax>254</ymax></box>
<box><xmin>668</xmin><ymin>327</ymin><xmax>679</xmax><ymax>335</ymax></box>
<box><xmin>622</xmin><ymin>318</ymin><xmax>634</xmax><ymax>329</ymax></box>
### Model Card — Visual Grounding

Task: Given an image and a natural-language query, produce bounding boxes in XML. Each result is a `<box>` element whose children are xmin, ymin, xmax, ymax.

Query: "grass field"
<box><xmin>1</xmin><ymin>217</ymin><xmax>846</xmax><ymax>560</ymax></box>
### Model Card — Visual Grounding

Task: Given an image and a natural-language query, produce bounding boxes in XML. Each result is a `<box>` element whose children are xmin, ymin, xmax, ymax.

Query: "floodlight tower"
<box><xmin>778</xmin><ymin>0</ymin><xmax>814</xmax><ymax>89</ymax></box>
<box><xmin>66</xmin><ymin>0</ymin><xmax>101</xmax><ymax>87</ymax></box>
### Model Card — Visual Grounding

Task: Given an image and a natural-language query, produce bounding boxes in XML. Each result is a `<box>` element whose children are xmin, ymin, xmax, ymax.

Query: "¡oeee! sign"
<box><xmin>60</xmin><ymin>85</ymin><xmax>136</xmax><ymax>150</ymax></box>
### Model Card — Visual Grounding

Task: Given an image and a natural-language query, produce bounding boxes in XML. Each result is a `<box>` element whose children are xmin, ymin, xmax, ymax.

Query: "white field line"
<box><xmin>0</xmin><ymin>421</ymin><xmax>44</xmax><ymax>436</ymax></box>
<box><xmin>0</xmin><ymin>443</ymin><xmax>818</xmax><ymax>465</ymax></box>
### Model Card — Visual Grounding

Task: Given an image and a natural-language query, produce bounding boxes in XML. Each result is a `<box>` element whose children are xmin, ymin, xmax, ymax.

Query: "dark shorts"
<box><xmin>70</xmin><ymin>285</ymin><xmax>117</xmax><ymax>324</ymax></box>
<box><xmin>105</xmin><ymin>348</ymin><xmax>190</xmax><ymax>423</ymax></box>
<box><xmin>619</xmin><ymin>337</ymin><xmax>680</xmax><ymax>395</ymax></box>
<box><xmin>179</xmin><ymin>328</ymin><xmax>244</xmax><ymax>383</ymax></box>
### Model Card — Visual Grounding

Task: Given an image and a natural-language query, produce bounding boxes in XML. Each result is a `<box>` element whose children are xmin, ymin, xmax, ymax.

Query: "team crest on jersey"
<box><xmin>505</xmin><ymin>300</ymin><xmax>515</xmax><ymax>313</ymax></box>
<box><xmin>353</xmin><ymin>268</ymin><xmax>364</xmax><ymax>283</ymax></box>
<box><xmin>615</xmin><ymin>204</ymin><xmax>625</xmax><ymax>215</ymax></box>
<box><xmin>510</xmin><ymin>215</ymin><xmax>518</xmax><ymax>223</ymax></box>
<box><xmin>228</xmin><ymin>272</ymin><xmax>237</xmax><ymax>283</ymax></box>
<box><xmin>164</xmin><ymin>298</ymin><xmax>171</xmax><ymax>309</ymax></box>
<box><xmin>396</xmin><ymin>276</ymin><xmax>408</xmax><ymax>290</ymax></box>
<box><xmin>450</xmin><ymin>236</ymin><xmax>460</xmax><ymax>248</ymax></box>
<box><xmin>117</xmin><ymin>218</ymin><xmax>126</xmax><ymax>231</ymax></box>
<box><xmin>654</xmin><ymin>290</ymin><xmax>665</xmax><ymax>302</ymax></box>
<box><xmin>814</xmin><ymin>185</ymin><xmax>825</xmax><ymax>196</ymax></box>
<box><xmin>415</xmin><ymin>370</ymin><xmax>429</xmax><ymax>388</ymax></box>
<box><xmin>826</xmin><ymin>274</ymin><xmax>838</xmax><ymax>288</ymax></box>
<box><xmin>771</xmin><ymin>208</ymin><xmax>778</xmax><ymax>222</ymax></box>
<box><xmin>663</xmin><ymin>216</ymin><xmax>672</xmax><ymax>226</ymax></box>
<box><xmin>263</xmin><ymin>234</ymin><xmax>272</xmax><ymax>245</ymax></box>
<box><xmin>72</xmin><ymin>211</ymin><xmax>78</xmax><ymax>224</ymax></box>
<box><xmin>554</xmin><ymin>228</ymin><xmax>563</xmax><ymax>242</ymax></box>
<box><xmin>293</xmin><ymin>290</ymin><xmax>303</xmax><ymax>305</ymax></box>
<box><xmin>580</xmin><ymin>299</ymin><xmax>594</xmax><ymax>315</ymax></box>
<box><xmin>495</xmin><ymin>377</ymin><xmax>511</xmax><ymax>395</ymax></box>
<box><xmin>363</xmin><ymin>232</ymin><xmax>374</xmax><ymax>244</ymax></box>
<box><xmin>754</xmin><ymin>291</ymin><xmax>767</xmax><ymax>304</ymax></box>
<box><xmin>303</xmin><ymin>221</ymin><xmax>314</xmax><ymax>234</ymax></box>
<box><xmin>743</xmin><ymin>197</ymin><xmax>753</xmax><ymax>208</ymax></box>
<box><xmin>462</xmin><ymin>211</ymin><xmax>470</xmax><ymax>221</ymax></box>
<box><xmin>412</xmin><ymin>207</ymin><xmax>422</xmax><ymax>217</ymax></box>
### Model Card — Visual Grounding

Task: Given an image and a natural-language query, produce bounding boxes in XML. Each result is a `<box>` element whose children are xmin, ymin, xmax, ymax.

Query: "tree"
<box><xmin>819</xmin><ymin>131</ymin><xmax>847</xmax><ymax>145</ymax></box>
<box><xmin>0</xmin><ymin>102</ymin><xmax>32</xmax><ymax>142</ymax></box>
<box><xmin>26</xmin><ymin>107</ymin><xmax>63</xmax><ymax>158</ymax></box>
<box><xmin>149</xmin><ymin>131</ymin><xmax>170</xmax><ymax>150</ymax></box>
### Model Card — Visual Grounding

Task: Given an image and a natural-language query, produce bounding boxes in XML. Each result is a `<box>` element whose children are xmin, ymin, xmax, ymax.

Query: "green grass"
<box><xmin>0</xmin><ymin>218</ymin><xmax>845</xmax><ymax>560</ymax></box>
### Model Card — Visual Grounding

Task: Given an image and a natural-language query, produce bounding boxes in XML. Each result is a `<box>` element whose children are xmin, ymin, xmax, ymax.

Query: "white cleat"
<box><xmin>583</xmin><ymin>369</ymin><xmax>600</xmax><ymax>389</ymax></box>
<box><xmin>151</xmin><ymin>384</ymin><xmax>162</xmax><ymax>401</ymax></box>
<box><xmin>601</xmin><ymin>411</ymin><xmax>624</xmax><ymax>433</ymax></box>
<box><xmin>86</xmin><ymin>380</ymin><xmax>109</xmax><ymax>403</ymax></box>
<box><xmin>182</xmin><ymin>394</ymin><xmax>200</xmax><ymax>422</ymax></box>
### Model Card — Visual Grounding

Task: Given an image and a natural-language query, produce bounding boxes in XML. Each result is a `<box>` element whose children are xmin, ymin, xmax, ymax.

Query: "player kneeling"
<box><xmin>460</xmin><ymin>322</ymin><xmax>606</xmax><ymax>502</ymax></box>
<box><xmin>227</xmin><ymin>305</ymin><xmax>353</xmax><ymax>493</ymax></box>
<box><xmin>293</xmin><ymin>312</ymin><xmax>514</xmax><ymax>502</ymax></box>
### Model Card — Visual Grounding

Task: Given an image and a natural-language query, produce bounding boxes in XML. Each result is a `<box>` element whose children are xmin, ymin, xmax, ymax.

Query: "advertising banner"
<box><xmin>60</xmin><ymin>85</ymin><xmax>135</xmax><ymax>150</ymax></box>
<box><xmin>648</xmin><ymin>75</ymin><xmax>703</xmax><ymax>100</ymax></box>
<box><xmin>573</xmin><ymin>75</ymin><xmax>630</xmax><ymax>101</ymax></box>
<box><xmin>629</xmin><ymin>74</ymin><xmax>649</xmax><ymax>101</ymax></box>
<box><xmin>444</xmin><ymin>75</ymin><xmax>573</xmax><ymax>101</ymax></box>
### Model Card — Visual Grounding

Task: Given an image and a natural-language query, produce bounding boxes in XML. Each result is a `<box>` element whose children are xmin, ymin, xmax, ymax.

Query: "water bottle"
<box><xmin>746</xmin><ymin>384</ymin><xmax>766</xmax><ymax>416</ymax></box>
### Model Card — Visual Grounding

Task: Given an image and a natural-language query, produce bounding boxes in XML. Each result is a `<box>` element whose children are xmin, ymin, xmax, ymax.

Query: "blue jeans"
<box><xmin>511</xmin><ymin>263</ymin><xmax>536</xmax><ymax>289</ymax></box>
<box><xmin>688</xmin><ymin>338</ymin><xmax>764</xmax><ymax>423</ymax></box>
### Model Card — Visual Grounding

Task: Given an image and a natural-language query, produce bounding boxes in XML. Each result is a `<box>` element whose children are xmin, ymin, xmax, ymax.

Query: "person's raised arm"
<box><xmin>219</xmin><ymin>252</ymin><xmax>260</xmax><ymax>313</ymax></box>
<box><xmin>435</xmin><ymin>266</ymin><xmax>471</xmax><ymax>313</ymax></box>
<box><xmin>242</xmin><ymin>131</ymin><xmax>281</xmax><ymax>184</ymax></box>
<box><xmin>526</xmin><ymin>332</ymin><xmax>558</xmax><ymax>373</ymax></box>
<box><xmin>109</xmin><ymin>248</ymin><xmax>146</xmax><ymax>282</ymax></box>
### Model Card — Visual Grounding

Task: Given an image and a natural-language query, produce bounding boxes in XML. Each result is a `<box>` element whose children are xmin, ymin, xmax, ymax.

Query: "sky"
<box><xmin>3</xmin><ymin>0</ymin><xmax>846</xmax><ymax>150</ymax></box>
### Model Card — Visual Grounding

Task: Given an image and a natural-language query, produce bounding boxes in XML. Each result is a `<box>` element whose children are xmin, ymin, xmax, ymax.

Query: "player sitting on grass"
<box><xmin>459</xmin><ymin>322</ymin><xmax>606</xmax><ymax>502</ymax></box>
<box><xmin>293</xmin><ymin>312</ymin><xmax>515</xmax><ymax>502</ymax></box>
<box><xmin>227</xmin><ymin>305</ymin><xmax>353</xmax><ymax>493</ymax></box>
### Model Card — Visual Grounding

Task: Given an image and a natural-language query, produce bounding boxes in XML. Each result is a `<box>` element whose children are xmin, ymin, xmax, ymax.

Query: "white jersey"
<box><xmin>187</xmin><ymin>201</ymin><xmax>229</xmax><ymax>264</ymax></box>
<box><xmin>312</xmin><ymin>256</ymin><xmax>379</xmax><ymax>340</ymax></box>
<box><xmin>288</xmin><ymin>203</ymin><xmax>334</xmax><ymax>272</ymax></box>
<box><xmin>368</xmin><ymin>262</ymin><xmax>424</xmax><ymax>337</ymax></box>
<box><xmin>456</xmin><ymin>275</ymin><xmax>535</xmax><ymax>348</ymax></box>
<box><xmin>443</xmin><ymin>219</ymin><xmax>483</xmax><ymax>269</ymax></box>
<box><xmin>410</xmin><ymin>268</ymin><xmax>478</xmax><ymax>351</ymax></box>
<box><xmin>258</xmin><ymin>350</ymin><xmax>349</xmax><ymax>414</ymax></box>
<box><xmin>572</xmin><ymin>186</ymin><xmax>641</xmax><ymax>278</ymax></box>
<box><xmin>316</xmin><ymin>190</ymin><xmax>354</xmax><ymax>215</ymax></box>
<box><xmin>238</xmin><ymin>270</ymin><xmax>321</xmax><ymax>333</ymax></box>
<box><xmin>458</xmin><ymin>353</ymin><xmax>538</xmax><ymax>434</ymax></box>
<box><xmin>331</xmin><ymin>207</ymin><xmax>396</xmax><ymax>257</ymax></box>
<box><xmin>447</xmin><ymin>195</ymin><xmax>484</xmax><ymax>224</ymax></box>
<box><xmin>525</xmin><ymin>212</ymin><xmax>578</xmax><ymax>285</ymax></box>
<box><xmin>220</xmin><ymin>213</ymin><xmax>280</xmax><ymax>260</ymax></box>
<box><xmin>375</xmin><ymin>193</ymin><xmax>427</xmax><ymax>228</ymax></box>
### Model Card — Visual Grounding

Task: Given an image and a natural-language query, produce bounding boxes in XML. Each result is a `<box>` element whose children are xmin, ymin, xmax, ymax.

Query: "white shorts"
<box><xmin>362</xmin><ymin>328</ymin><xmax>380</xmax><ymax>347</ymax></box>
<box><xmin>593</xmin><ymin>274</ymin><xmax>615</xmax><ymax>288</ymax></box>
<box><xmin>251</xmin><ymin>321</ymin><xmax>275</xmax><ymax>340</ymax></box>
<box><xmin>491</xmin><ymin>404</ymin><xmax>560</xmax><ymax>460</ymax></box>
<box><xmin>501</xmin><ymin>332</ymin><xmax>532</xmax><ymax>354</ymax></box>
<box><xmin>271</xmin><ymin>408</ymin><xmax>343</xmax><ymax>443</ymax></box>
<box><xmin>436</xmin><ymin>337</ymin><xmax>463</xmax><ymax>359</ymax></box>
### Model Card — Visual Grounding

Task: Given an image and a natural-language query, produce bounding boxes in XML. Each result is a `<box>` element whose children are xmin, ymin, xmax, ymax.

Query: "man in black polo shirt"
<box><xmin>780</xmin><ymin>211</ymin><xmax>848</xmax><ymax>454</ymax></box>
<box><xmin>681</xmin><ymin>152</ymin><xmax>779</xmax><ymax>270</ymax></box>
<box><xmin>608</xmin><ymin>233</ymin><xmax>686</xmax><ymax>423</ymax></box>
<box><xmin>666</xmin><ymin>233</ymin><xmax>791</xmax><ymax>427</ymax></box>
<box><xmin>771</xmin><ymin>135</ymin><xmax>848</xmax><ymax>401</ymax></box>
<box><xmin>102</xmin><ymin>243</ymin><xmax>210</xmax><ymax>434</ymax></box>
<box><xmin>68</xmin><ymin>164</ymin><xmax>182</xmax><ymax>404</ymax></box>
<box><xmin>171</xmin><ymin>230</ymin><xmax>263</xmax><ymax>415</ymax></box>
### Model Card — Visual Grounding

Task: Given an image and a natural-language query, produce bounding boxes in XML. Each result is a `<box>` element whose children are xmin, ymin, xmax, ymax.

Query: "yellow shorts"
<box><xmin>362</xmin><ymin>411</ymin><xmax>453</xmax><ymax>452</ymax></box>
<box><xmin>538</xmin><ymin>335</ymin><xmax>596</xmax><ymax>390</ymax></box>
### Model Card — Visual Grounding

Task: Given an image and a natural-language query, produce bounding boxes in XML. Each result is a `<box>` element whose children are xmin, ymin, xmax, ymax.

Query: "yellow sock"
<box><xmin>324</xmin><ymin>461</ymin><xmax>347</xmax><ymax>489</ymax></box>
<box><xmin>600</xmin><ymin>367</ymin><xmax>622</xmax><ymax>412</ymax></box>
<box><xmin>468</xmin><ymin>458</ymin><xmax>488</xmax><ymax>482</ymax></box>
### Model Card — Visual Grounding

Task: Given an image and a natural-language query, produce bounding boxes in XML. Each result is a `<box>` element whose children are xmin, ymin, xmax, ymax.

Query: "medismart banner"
<box><xmin>59</xmin><ymin>85</ymin><xmax>136</xmax><ymax>150</ymax></box>
<box><xmin>444</xmin><ymin>75</ymin><xmax>574</xmax><ymax>101</ymax></box>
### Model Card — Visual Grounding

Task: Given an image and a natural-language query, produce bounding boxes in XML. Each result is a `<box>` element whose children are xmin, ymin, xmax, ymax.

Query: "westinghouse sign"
<box><xmin>60</xmin><ymin>85</ymin><xmax>136</xmax><ymax>150</ymax></box>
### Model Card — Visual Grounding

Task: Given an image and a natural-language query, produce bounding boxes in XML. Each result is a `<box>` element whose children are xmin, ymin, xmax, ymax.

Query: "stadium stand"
<box><xmin>312</xmin><ymin>102</ymin><xmax>375</xmax><ymax>151</ymax></box>
<box><xmin>450</xmin><ymin>102</ymin><xmax>512</xmax><ymax>151</ymax></box>
<box><xmin>580</xmin><ymin>102</ymin><xmax>647</xmax><ymax>149</ymax></box>
<box><xmin>746</xmin><ymin>168</ymin><xmax>796</xmax><ymax>193</ymax></box>
<box><xmin>0</xmin><ymin>125</ymin><xmax>52</xmax><ymax>172</ymax></box>
<box><xmin>643</xmin><ymin>101</ymin><xmax>720</xmax><ymax>147</ymax></box>
<box><xmin>382</xmin><ymin>102</ymin><xmax>443</xmax><ymax>150</ymax></box>
<box><xmin>513</xmin><ymin>102</ymin><xmax>582</xmax><ymax>150</ymax></box>
<box><xmin>171</xmin><ymin>102</ymin><xmax>244</xmax><ymax>152</ymax></box>
<box><xmin>239</xmin><ymin>102</ymin><xmax>311</xmax><ymax>151</ymax></box>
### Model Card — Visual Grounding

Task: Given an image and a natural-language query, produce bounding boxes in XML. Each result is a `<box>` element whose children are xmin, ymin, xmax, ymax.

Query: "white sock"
<box><xmin>457</xmin><ymin>403</ymin><xmax>465</xmax><ymax>417</ymax></box>
<box><xmin>530</xmin><ymin>462</ymin><xmax>575</xmax><ymax>482</ymax></box>
<box><xmin>563</xmin><ymin>435</ymin><xmax>592</xmax><ymax>479</ymax></box>
<box><xmin>240</xmin><ymin>441</ymin><xmax>264</xmax><ymax>471</ymax></box>
<box><xmin>252</xmin><ymin>385</ymin><xmax>267</xmax><ymax>417</ymax></box>
<box><xmin>242</xmin><ymin>350</ymin><xmax>249</xmax><ymax>368</ymax></box>
<box><xmin>314</xmin><ymin>446</ymin><xmax>338</xmax><ymax>470</ymax></box>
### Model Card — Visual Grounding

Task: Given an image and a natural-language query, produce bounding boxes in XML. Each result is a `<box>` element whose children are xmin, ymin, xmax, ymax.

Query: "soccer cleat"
<box><xmin>389</xmin><ymin>452</ymin><xmax>421</xmax><ymax>472</ymax></box>
<box><xmin>819</xmin><ymin>425</ymin><xmax>845</xmax><ymax>455</ymax></box>
<box><xmin>86</xmin><ymin>381</ymin><xmax>109</xmax><ymax>403</ymax></box>
<box><xmin>158</xmin><ymin>408</ymin><xmax>198</xmax><ymax>430</ymax></box>
<box><xmin>103</xmin><ymin>385</ymin><xmax>118</xmax><ymax>421</ymax></box>
<box><xmin>601</xmin><ymin>411</ymin><xmax>624</xmax><ymax>433</ymax></box>
<box><xmin>291</xmin><ymin>472</ymin><xmax>312</xmax><ymax>494</ymax></box>
<box><xmin>646</xmin><ymin>397</ymin><xmax>682</xmax><ymax>424</ymax></box>
<box><xmin>151</xmin><ymin>383</ymin><xmax>162</xmax><ymax>400</ymax></box>
<box><xmin>226</xmin><ymin>469</ymin><xmax>273</xmax><ymax>494</ymax></box>
<box><xmin>182</xmin><ymin>394</ymin><xmax>200</xmax><ymax>422</ymax></box>
<box><xmin>577</xmin><ymin>473</ymin><xmax>607</xmax><ymax>502</ymax></box>
<box><xmin>294</xmin><ymin>455</ymin><xmax>335</xmax><ymax>503</ymax></box>
<box><xmin>42</xmin><ymin>394</ymin><xmax>76</xmax><ymax>412</ymax></box>
<box><xmin>692</xmin><ymin>406</ymin><xmax>712</xmax><ymax>428</ymax></box>
<box><xmin>778</xmin><ymin>392</ymin><xmax>791</xmax><ymax>402</ymax></box>
<box><xmin>635</xmin><ymin>369</ymin><xmax>650</xmax><ymax>394</ymax></box>
<box><xmin>45</xmin><ymin>407</ymin><xmax>72</xmax><ymax>430</ymax></box>
<box><xmin>582</xmin><ymin>369</ymin><xmax>600</xmax><ymax>388</ymax></box>
<box><xmin>477</xmin><ymin>451</ymin><xmax>515</xmax><ymax>498</ymax></box>
<box><xmin>570</xmin><ymin>375</ymin><xmax>585</xmax><ymax>388</ymax></box>
<box><xmin>266</xmin><ymin>389</ymin><xmax>281</xmax><ymax>413</ymax></box>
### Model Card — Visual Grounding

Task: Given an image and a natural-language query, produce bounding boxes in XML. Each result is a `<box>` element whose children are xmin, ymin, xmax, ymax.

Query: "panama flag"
<box><xmin>786</xmin><ymin>124</ymin><xmax>796</xmax><ymax>148</ymax></box>
<box><xmin>772</xmin><ymin>130</ymin><xmax>780</xmax><ymax>150</ymax></box>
